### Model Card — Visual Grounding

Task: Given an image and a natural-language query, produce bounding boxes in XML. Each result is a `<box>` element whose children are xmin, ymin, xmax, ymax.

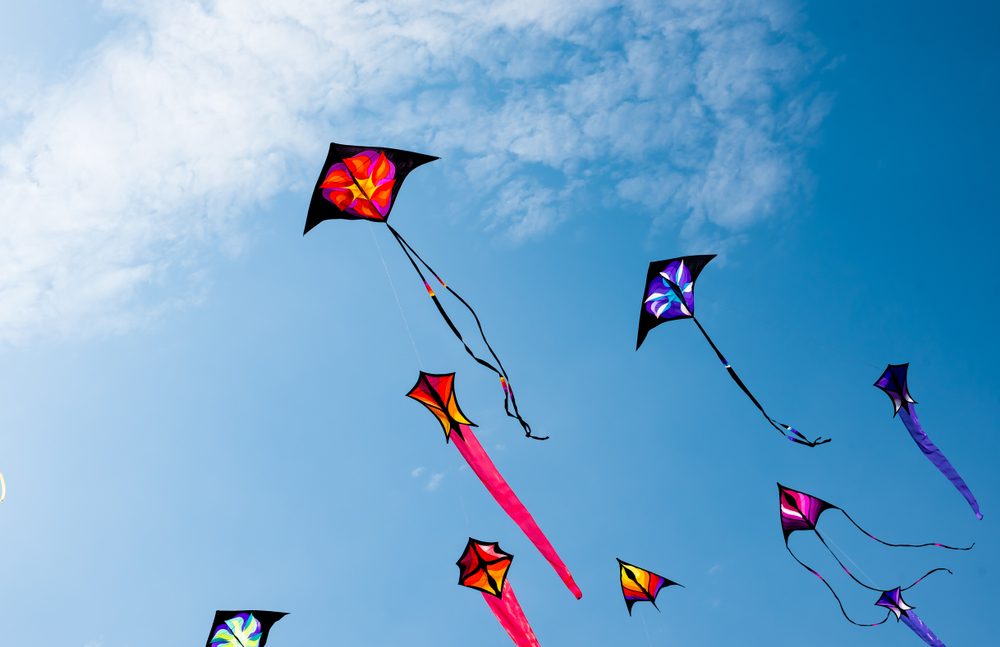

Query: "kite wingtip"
<box><xmin>303</xmin><ymin>218</ymin><xmax>321</xmax><ymax>236</ymax></box>
<box><xmin>976</xmin><ymin>513</ymin><xmax>984</xmax><ymax>521</ymax></box>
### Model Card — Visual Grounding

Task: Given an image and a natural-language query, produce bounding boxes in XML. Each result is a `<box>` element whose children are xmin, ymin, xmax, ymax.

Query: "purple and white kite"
<box><xmin>636</xmin><ymin>255</ymin><xmax>828</xmax><ymax>447</ymax></box>
<box><xmin>875</xmin><ymin>587</ymin><xmax>947</xmax><ymax>646</ymax></box>
<box><xmin>874</xmin><ymin>363</ymin><xmax>982</xmax><ymax>520</ymax></box>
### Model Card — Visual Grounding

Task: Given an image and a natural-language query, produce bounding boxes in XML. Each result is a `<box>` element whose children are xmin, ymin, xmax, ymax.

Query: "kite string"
<box><xmin>386</xmin><ymin>224</ymin><xmax>544</xmax><ymax>440</ymax></box>
<box><xmin>638</xmin><ymin>610</ymin><xmax>653</xmax><ymax>647</ymax></box>
<box><xmin>817</xmin><ymin>530</ymin><xmax>880</xmax><ymax>590</ymax></box>
<box><xmin>455</xmin><ymin>466</ymin><xmax>472</xmax><ymax>527</ymax></box>
<box><xmin>368</xmin><ymin>224</ymin><xmax>423</xmax><ymax>368</ymax></box>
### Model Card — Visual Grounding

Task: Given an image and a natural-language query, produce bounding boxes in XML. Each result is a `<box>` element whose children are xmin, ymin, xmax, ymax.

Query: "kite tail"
<box><xmin>690</xmin><ymin>317</ymin><xmax>829</xmax><ymax>447</ymax></box>
<box><xmin>812</xmin><ymin>533</ymin><xmax>953</xmax><ymax>598</ymax></box>
<box><xmin>902</xmin><ymin>567</ymin><xmax>952</xmax><ymax>591</ymax></box>
<box><xmin>387</xmin><ymin>225</ymin><xmax>543</xmax><ymax>440</ymax></box>
<box><xmin>900</xmin><ymin>611</ymin><xmax>946</xmax><ymax>647</ymax></box>
<box><xmin>453</xmin><ymin>423</ymin><xmax>582</xmax><ymax>599</ymax></box>
<box><xmin>784</xmin><ymin>543</ymin><xmax>890</xmax><ymax>627</ymax></box>
<box><xmin>836</xmin><ymin>509</ymin><xmax>974</xmax><ymax>551</ymax></box>
<box><xmin>482</xmin><ymin>581</ymin><xmax>541</xmax><ymax>647</ymax></box>
<box><xmin>899</xmin><ymin>407</ymin><xmax>982</xmax><ymax>520</ymax></box>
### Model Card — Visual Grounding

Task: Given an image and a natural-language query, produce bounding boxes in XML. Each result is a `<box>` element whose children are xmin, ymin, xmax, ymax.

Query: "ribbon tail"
<box><xmin>453</xmin><ymin>424</ymin><xmax>582</xmax><ymax>599</ymax></box>
<box><xmin>900</xmin><ymin>611</ymin><xmax>947</xmax><ymax>647</ymax></box>
<box><xmin>900</xmin><ymin>408</ymin><xmax>982</xmax><ymax>520</ymax></box>
<box><xmin>481</xmin><ymin>581</ymin><xmax>540</xmax><ymax>647</ymax></box>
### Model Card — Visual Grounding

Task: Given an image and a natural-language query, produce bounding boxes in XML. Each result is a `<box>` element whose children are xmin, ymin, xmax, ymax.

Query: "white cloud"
<box><xmin>0</xmin><ymin>0</ymin><xmax>828</xmax><ymax>343</ymax></box>
<box><xmin>425</xmin><ymin>472</ymin><xmax>445</xmax><ymax>492</ymax></box>
<box><xmin>410</xmin><ymin>467</ymin><xmax>426</xmax><ymax>478</ymax></box>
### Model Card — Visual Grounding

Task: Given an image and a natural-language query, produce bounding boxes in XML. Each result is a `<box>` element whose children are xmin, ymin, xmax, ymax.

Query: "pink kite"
<box><xmin>408</xmin><ymin>371</ymin><xmax>582</xmax><ymax>599</ymax></box>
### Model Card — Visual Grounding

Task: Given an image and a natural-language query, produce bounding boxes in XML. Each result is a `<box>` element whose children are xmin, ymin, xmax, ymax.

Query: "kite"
<box><xmin>778</xmin><ymin>483</ymin><xmax>970</xmax><ymax>627</ymax></box>
<box><xmin>636</xmin><ymin>255</ymin><xmax>828</xmax><ymax>447</ymax></box>
<box><xmin>407</xmin><ymin>371</ymin><xmax>582</xmax><ymax>599</ymax></box>
<box><xmin>875</xmin><ymin>363</ymin><xmax>982</xmax><ymax>520</ymax></box>
<box><xmin>617</xmin><ymin>558</ymin><xmax>682</xmax><ymax>615</ymax></box>
<box><xmin>305</xmin><ymin>142</ymin><xmax>541</xmax><ymax>440</ymax></box>
<box><xmin>204</xmin><ymin>610</ymin><xmax>286</xmax><ymax>647</ymax></box>
<box><xmin>457</xmin><ymin>538</ymin><xmax>540</xmax><ymax>647</ymax></box>
<box><xmin>875</xmin><ymin>587</ymin><xmax>947</xmax><ymax>646</ymax></box>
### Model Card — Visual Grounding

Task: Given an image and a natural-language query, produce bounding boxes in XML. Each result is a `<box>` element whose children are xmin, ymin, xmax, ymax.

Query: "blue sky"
<box><xmin>0</xmin><ymin>1</ymin><xmax>997</xmax><ymax>645</ymax></box>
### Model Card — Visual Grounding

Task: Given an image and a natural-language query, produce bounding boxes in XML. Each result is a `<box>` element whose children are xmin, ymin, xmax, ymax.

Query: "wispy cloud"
<box><xmin>0</xmin><ymin>0</ymin><xmax>828</xmax><ymax>343</ymax></box>
<box><xmin>410</xmin><ymin>465</ymin><xmax>444</xmax><ymax>491</ymax></box>
<box><xmin>425</xmin><ymin>472</ymin><xmax>445</xmax><ymax>492</ymax></box>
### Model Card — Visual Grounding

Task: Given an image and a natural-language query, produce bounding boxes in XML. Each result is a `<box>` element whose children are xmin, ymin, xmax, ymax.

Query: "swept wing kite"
<box><xmin>408</xmin><ymin>371</ymin><xmax>582</xmax><ymax>599</ymax></box>
<box><xmin>205</xmin><ymin>610</ymin><xmax>286</xmax><ymax>647</ymax></box>
<box><xmin>305</xmin><ymin>142</ymin><xmax>540</xmax><ymax>439</ymax></box>
<box><xmin>617</xmin><ymin>558</ymin><xmax>682</xmax><ymax>615</ymax></box>
<box><xmin>875</xmin><ymin>587</ymin><xmax>946</xmax><ymax>646</ymax></box>
<box><xmin>636</xmin><ymin>255</ymin><xmax>827</xmax><ymax>447</ymax></box>
<box><xmin>779</xmin><ymin>483</ymin><xmax>969</xmax><ymax>626</ymax></box>
<box><xmin>457</xmin><ymin>538</ymin><xmax>539</xmax><ymax>647</ymax></box>
<box><xmin>875</xmin><ymin>363</ymin><xmax>982</xmax><ymax>519</ymax></box>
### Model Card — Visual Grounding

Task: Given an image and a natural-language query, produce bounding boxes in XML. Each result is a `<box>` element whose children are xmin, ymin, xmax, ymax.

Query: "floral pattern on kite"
<box><xmin>303</xmin><ymin>142</ymin><xmax>437</xmax><ymax>233</ymax></box>
<box><xmin>643</xmin><ymin>258</ymin><xmax>696</xmax><ymax>320</ymax></box>
<box><xmin>205</xmin><ymin>610</ymin><xmax>286</xmax><ymax>647</ymax></box>
<box><xmin>320</xmin><ymin>150</ymin><xmax>397</xmax><ymax>221</ymax></box>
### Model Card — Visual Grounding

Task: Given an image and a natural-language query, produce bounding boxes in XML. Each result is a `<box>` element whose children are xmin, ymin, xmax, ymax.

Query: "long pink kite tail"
<box><xmin>482</xmin><ymin>581</ymin><xmax>541</xmax><ymax>647</ymax></box>
<box><xmin>453</xmin><ymin>424</ymin><xmax>582</xmax><ymax>599</ymax></box>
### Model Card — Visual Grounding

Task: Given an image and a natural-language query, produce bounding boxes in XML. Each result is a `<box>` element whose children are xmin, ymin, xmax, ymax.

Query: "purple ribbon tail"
<box><xmin>901</xmin><ymin>611</ymin><xmax>946</xmax><ymax>647</ymax></box>
<box><xmin>899</xmin><ymin>408</ymin><xmax>982</xmax><ymax>520</ymax></box>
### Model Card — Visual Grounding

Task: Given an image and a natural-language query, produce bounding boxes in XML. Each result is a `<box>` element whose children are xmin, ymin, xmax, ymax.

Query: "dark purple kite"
<box><xmin>875</xmin><ymin>587</ymin><xmax>946</xmax><ymax>646</ymax></box>
<box><xmin>778</xmin><ymin>483</ymin><xmax>970</xmax><ymax>627</ymax></box>
<box><xmin>875</xmin><ymin>363</ymin><xmax>982</xmax><ymax>520</ymax></box>
<box><xmin>636</xmin><ymin>255</ymin><xmax>827</xmax><ymax>447</ymax></box>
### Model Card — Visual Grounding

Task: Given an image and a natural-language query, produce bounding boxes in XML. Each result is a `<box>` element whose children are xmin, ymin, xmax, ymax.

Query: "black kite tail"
<box><xmin>386</xmin><ymin>224</ymin><xmax>543</xmax><ymax>440</ymax></box>
<box><xmin>690</xmin><ymin>315</ymin><xmax>829</xmax><ymax>447</ymax></box>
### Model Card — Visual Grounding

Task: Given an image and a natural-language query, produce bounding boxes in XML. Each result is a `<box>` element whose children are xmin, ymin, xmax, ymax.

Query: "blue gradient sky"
<box><xmin>0</xmin><ymin>2</ymin><xmax>997</xmax><ymax>646</ymax></box>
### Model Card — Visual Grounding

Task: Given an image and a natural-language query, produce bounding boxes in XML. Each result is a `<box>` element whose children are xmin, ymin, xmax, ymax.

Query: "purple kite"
<box><xmin>636</xmin><ymin>255</ymin><xmax>827</xmax><ymax>446</ymax></box>
<box><xmin>778</xmin><ymin>483</ymin><xmax>970</xmax><ymax>626</ymax></box>
<box><xmin>875</xmin><ymin>587</ymin><xmax>946</xmax><ymax>646</ymax></box>
<box><xmin>875</xmin><ymin>363</ymin><xmax>982</xmax><ymax>520</ymax></box>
